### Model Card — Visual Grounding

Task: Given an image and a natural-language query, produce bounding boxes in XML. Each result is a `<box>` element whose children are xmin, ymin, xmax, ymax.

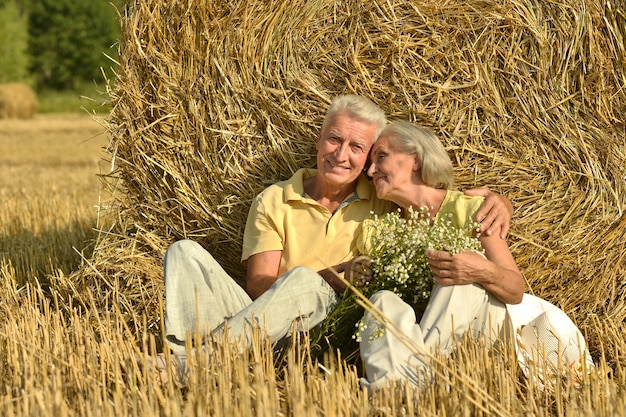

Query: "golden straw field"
<box><xmin>0</xmin><ymin>116</ymin><xmax>624</xmax><ymax>416</ymax></box>
<box><xmin>1</xmin><ymin>0</ymin><xmax>626</xmax><ymax>415</ymax></box>
<box><xmin>0</xmin><ymin>114</ymin><xmax>108</xmax><ymax>283</ymax></box>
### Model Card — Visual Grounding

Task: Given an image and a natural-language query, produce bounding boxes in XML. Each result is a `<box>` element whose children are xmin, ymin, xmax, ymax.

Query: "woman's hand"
<box><xmin>426</xmin><ymin>245</ymin><xmax>525</xmax><ymax>304</ymax></box>
<box><xmin>464</xmin><ymin>188</ymin><xmax>513</xmax><ymax>239</ymax></box>
<box><xmin>425</xmin><ymin>248</ymin><xmax>493</xmax><ymax>287</ymax></box>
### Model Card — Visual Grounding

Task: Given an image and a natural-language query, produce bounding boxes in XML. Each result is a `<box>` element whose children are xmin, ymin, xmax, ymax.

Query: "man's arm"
<box><xmin>464</xmin><ymin>188</ymin><xmax>514</xmax><ymax>239</ymax></box>
<box><xmin>245</xmin><ymin>250</ymin><xmax>282</xmax><ymax>300</ymax></box>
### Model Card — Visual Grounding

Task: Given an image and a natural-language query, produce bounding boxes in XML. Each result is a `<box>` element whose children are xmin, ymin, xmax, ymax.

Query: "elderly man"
<box><xmin>163</xmin><ymin>94</ymin><xmax>511</xmax><ymax>354</ymax></box>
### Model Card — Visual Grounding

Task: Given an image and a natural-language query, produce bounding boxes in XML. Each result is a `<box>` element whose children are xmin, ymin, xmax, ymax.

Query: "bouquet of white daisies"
<box><xmin>363</xmin><ymin>206</ymin><xmax>483</xmax><ymax>311</ymax></box>
<box><xmin>311</xmin><ymin>206</ymin><xmax>483</xmax><ymax>360</ymax></box>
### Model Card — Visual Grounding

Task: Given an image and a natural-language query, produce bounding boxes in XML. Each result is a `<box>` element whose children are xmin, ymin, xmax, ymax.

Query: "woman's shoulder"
<box><xmin>443</xmin><ymin>190</ymin><xmax>483</xmax><ymax>208</ymax></box>
<box><xmin>439</xmin><ymin>190</ymin><xmax>484</xmax><ymax>227</ymax></box>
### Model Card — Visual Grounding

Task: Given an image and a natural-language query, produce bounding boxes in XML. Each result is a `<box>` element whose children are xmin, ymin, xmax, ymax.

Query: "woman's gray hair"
<box><xmin>322</xmin><ymin>94</ymin><xmax>387</xmax><ymax>140</ymax></box>
<box><xmin>380</xmin><ymin>120</ymin><xmax>454</xmax><ymax>189</ymax></box>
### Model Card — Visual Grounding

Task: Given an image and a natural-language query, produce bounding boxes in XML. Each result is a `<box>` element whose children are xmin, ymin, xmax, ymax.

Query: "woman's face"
<box><xmin>367</xmin><ymin>135</ymin><xmax>418</xmax><ymax>201</ymax></box>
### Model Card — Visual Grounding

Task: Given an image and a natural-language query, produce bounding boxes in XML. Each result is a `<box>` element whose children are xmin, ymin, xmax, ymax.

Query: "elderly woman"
<box><xmin>357</xmin><ymin>120</ymin><xmax>591</xmax><ymax>390</ymax></box>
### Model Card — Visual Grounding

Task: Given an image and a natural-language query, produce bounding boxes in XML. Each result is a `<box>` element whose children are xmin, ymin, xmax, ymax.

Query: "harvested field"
<box><xmin>0</xmin><ymin>113</ymin><xmax>109</xmax><ymax>281</ymax></box>
<box><xmin>2</xmin><ymin>0</ymin><xmax>623</xmax><ymax>415</ymax></box>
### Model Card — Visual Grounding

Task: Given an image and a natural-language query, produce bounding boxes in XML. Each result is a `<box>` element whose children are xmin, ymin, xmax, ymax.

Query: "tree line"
<box><xmin>0</xmin><ymin>0</ymin><xmax>124</xmax><ymax>91</ymax></box>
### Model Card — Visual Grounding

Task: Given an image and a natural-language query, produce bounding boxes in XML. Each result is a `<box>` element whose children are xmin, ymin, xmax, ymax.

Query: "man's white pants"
<box><xmin>359</xmin><ymin>284</ymin><xmax>507</xmax><ymax>390</ymax></box>
<box><xmin>164</xmin><ymin>240</ymin><xmax>338</xmax><ymax>354</ymax></box>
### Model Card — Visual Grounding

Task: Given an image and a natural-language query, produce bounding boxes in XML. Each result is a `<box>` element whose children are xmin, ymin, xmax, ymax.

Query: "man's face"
<box><xmin>316</xmin><ymin>112</ymin><xmax>378</xmax><ymax>189</ymax></box>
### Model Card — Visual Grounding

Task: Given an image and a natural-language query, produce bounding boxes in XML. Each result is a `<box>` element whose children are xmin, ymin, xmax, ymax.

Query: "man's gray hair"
<box><xmin>321</xmin><ymin>95</ymin><xmax>387</xmax><ymax>140</ymax></box>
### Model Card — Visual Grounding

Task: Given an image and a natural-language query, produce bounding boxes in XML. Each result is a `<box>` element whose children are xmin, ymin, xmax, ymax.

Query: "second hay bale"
<box><xmin>0</xmin><ymin>83</ymin><xmax>38</xmax><ymax>119</ymax></box>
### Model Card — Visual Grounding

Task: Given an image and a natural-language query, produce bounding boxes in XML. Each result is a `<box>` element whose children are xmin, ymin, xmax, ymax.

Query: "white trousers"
<box><xmin>164</xmin><ymin>240</ymin><xmax>339</xmax><ymax>354</ymax></box>
<box><xmin>359</xmin><ymin>284</ymin><xmax>507</xmax><ymax>390</ymax></box>
<box><xmin>507</xmin><ymin>293</ymin><xmax>594</xmax><ymax>386</ymax></box>
<box><xmin>359</xmin><ymin>288</ymin><xmax>594</xmax><ymax>391</ymax></box>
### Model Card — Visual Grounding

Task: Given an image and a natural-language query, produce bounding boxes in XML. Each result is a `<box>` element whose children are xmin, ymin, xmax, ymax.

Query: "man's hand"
<box><xmin>464</xmin><ymin>188</ymin><xmax>513</xmax><ymax>239</ymax></box>
<box><xmin>345</xmin><ymin>255</ymin><xmax>373</xmax><ymax>287</ymax></box>
<box><xmin>318</xmin><ymin>263</ymin><xmax>349</xmax><ymax>294</ymax></box>
<box><xmin>318</xmin><ymin>256</ymin><xmax>373</xmax><ymax>294</ymax></box>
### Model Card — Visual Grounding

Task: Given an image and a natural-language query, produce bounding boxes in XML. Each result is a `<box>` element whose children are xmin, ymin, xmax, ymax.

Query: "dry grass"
<box><xmin>0</xmin><ymin>114</ymin><xmax>109</xmax><ymax>283</ymax></box>
<box><xmin>0</xmin><ymin>275</ymin><xmax>624</xmax><ymax>416</ymax></box>
<box><xmin>1</xmin><ymin>0</ymin><xmax>626</xmax><ymax>415</ymax></box>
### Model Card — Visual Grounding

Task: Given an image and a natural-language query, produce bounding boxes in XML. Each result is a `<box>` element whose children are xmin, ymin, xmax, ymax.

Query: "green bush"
<box><xmin>38</xmin><ymin>81</ymin><xmax>112</xmax><ymax>114</ymax></box>
<box><xmin>28</xmin><ymin>0</ymin><xmax>120</xmax><ymax>90</ymax></box>
<box><xmin>0</xmin><ymin>0</ymin><xmax>31</xmax><ymax>84</ymax></box>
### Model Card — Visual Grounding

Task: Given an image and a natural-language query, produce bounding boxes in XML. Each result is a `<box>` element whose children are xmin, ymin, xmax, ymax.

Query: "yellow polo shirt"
<box><xmin>242</xmin><ymin>168</ymin><xmax>393</xmax><ymax>275</ymax></box>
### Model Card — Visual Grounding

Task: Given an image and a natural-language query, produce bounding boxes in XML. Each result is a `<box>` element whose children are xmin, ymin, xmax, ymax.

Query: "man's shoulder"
<box><xmin>253</xmin><ymin>181</ymin><xmax>286</xmax><ymax>209</ymax></box>
<box><xmin>368</xmin><ymin>192</ymin><xmax>396</xmax><ymax>215</ymax></box>
<box><xmin>254</xmin><ymin>168</ymin><xmax>311</xmax><ymax>205</ymax></box>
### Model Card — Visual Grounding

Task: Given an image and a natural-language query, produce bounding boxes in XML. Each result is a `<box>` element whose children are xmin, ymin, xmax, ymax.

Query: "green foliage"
<box><xmin>38</xmin><ymin>81</ymin><xmax>112</xmax><ymax>114</ymax></box>
<box><xmin>27</xmin><ymin>0</ymin><xmax>120</xmax><ymax>90</ymax></box>
<box><xmin>0</xmin><ymin>0</ymin><xmax>31</xmax><ymax>83</ymax></box>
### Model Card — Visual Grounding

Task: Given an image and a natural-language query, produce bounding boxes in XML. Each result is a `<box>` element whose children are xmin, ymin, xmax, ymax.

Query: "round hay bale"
<box><xmin>69</xmin><ymin>0</ymin><xmax>625</xmax><ymax>360</ymax></box>
<box><xmin>0</xmin><ymin>83</ymin><xmax>38</xmax><ymax>119</ymax></box>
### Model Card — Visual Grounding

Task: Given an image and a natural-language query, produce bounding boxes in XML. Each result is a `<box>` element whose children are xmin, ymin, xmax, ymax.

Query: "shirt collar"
<box><xmin>284</xmin><ymin>168</ymin><xmax>375</xmax><ymax>203</ymax></box>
